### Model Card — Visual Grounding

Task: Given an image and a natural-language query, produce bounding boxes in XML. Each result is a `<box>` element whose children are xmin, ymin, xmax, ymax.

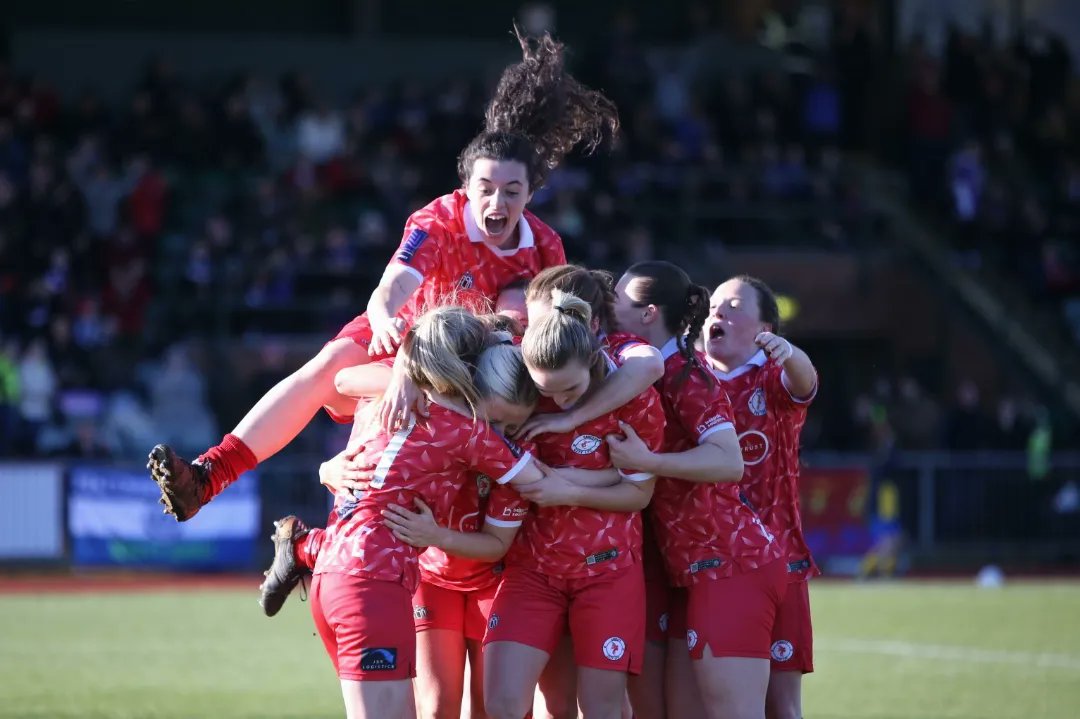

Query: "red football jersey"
<box><xmin>419</xmin><ymin>473</ymin><xmax>529</xmax><ymax>592</ymax></box>
<box><xmin>711</xmin><ymin>349</ymin><xmax>819</xmax><ymax>581</ymax></box>
<box><xmin>649</xmin><ymin>339</ymin><xmax>782</xmax><ymax>586</ymax></box>
<box><xmin>602</xmin><ymin>331</ymin><xmax>650</xmax><ymax>364</ymax></box>
<box><xmin>313</xmin><ymin>404</ymin><xmax>533</xmax><ymax>592</ymax></box>
<box><xmin>390</xmin><ymin>190</ymin><xmax>566</xmax><ymax>322</ymax></box>
<box><xmin>512</xmin><ymin>361</ymin><xmax>666</xmax><ymax>579</ymax></box>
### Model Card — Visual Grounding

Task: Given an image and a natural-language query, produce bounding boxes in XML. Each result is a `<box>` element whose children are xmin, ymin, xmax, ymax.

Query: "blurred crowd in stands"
<box><xmin>0</xmin><ymin>9</ymin><xmax>1074</xmax><ymax>461</ymax></box>
<box><xmin>906</xmin><ymin>24</ymin><xmax>1080</xmax><ymax>343</ymax></box>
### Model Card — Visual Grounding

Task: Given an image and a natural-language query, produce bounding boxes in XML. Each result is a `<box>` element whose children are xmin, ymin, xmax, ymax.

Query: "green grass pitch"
<box><xmin>1</xmin><ymin>580</ymin><xmax>1078</xmax><ymax>718</ymax></box>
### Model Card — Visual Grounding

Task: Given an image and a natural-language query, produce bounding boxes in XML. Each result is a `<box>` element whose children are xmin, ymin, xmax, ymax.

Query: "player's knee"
<box><xmin>766</xmin><ymin>703</ymin><xmax>801</xmax><ymax>719</ymax></box>
<box><xmin>576</xmin><ymin>695</ymin><xmax>622</xmax><ymax>719</ymax></box>
<box><xmin>536</xmin><ymin>690</ymin><xmax>577</xmax><ymax>719</ymax></box>
<box><xmin>483</xmin><ymin>688</ymin><xmax>531</xmax><ymax>719</ymax></box>
<box><xmin>416</xmin><ymin>706</ymin><xmax>460</xmax><ymax>719</ymax></box>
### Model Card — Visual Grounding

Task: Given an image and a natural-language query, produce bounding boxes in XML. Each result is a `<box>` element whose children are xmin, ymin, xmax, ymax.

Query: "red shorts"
<box><xmin>770</xmin><ymin>580</ymin><xmax>813</xmax><ymax>673</ymax></box>
<box><xmin>323</xmin><ymin>317</ymin><xmax>395</xmax><ymax>423</ymax></box>
<box><xmin>645</xmin><ymin>576</ymin><xmax>671</xmax><ymax>644</ymax></box>
<box><xmin>310</xmin><ymin>573</ymin><xmax>416</xmax><ymax>681</ymax></box>
<box><xmin>332</xmin><ymin>313</ymin><xmax>374</xmax><ymax>350</ymax></box>
<box><xmin>669</xmin><ymin>560</ymin><xmax>788</xmax><ymax>661</ymax></box>
<box><xmin>412</xmin><ymin>581</ymin><xmax>498</xmax><ymax>642</ymax></box>
<box><xmin>483</xmin><ymin>563</ymin><xmax>645</xmax><ymax>674</ymax></box>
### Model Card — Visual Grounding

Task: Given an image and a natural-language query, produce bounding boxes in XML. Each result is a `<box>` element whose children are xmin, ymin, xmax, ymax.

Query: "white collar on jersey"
<box><xmin>711</xmin><ymin>348</ymin><xmax>767</xmax><ymax>381</ymax></box>
<box><xmin>659</xmin><ymin>336</ymin><xmax>681</xmax><ymax>361</ymax></box>
<box><xmin>463</xmin><ymin>201</ymin><xmax>535</xmax><ymax>256</ymax></box>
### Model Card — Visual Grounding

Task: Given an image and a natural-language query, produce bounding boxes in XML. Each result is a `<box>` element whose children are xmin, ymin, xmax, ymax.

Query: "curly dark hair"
<box><xmin>457</xmin><ymin>27</ymin><xmax>619</xmax><ymax>190</ymax></box>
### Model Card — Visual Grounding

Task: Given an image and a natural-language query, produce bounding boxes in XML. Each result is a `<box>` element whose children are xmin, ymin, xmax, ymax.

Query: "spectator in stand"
<box><xmin>945</xmin><ymin>380</ymin><xmax>989</xmax><ymax>450</ymax></box>
<box><xmin>905</xmin><ymin>58</ymin><xmax>953</xmax><ymax>204</ymax></box>
<box><xmin>67</xmin><ymin>142</ymin><xmax>141</xmax><ymax>240</ymax></box>
<box><xmin>16</xmin><ymin>338</ymin><xmax>57</xmax><ymax>454</ymax></box>
<box><xmin>148</xmin><ymin>344</ymin><xmax>218</xmax><ymax>456</ymax></box>
<box><xmin>889</xmin><ymin>376</ymin><xmax>943</xmax><ymax>450</ymax></box>
<box><xmin>297</xmin><ymin>102</ymin><xmax>346</xmax><ymax>166</ymax></box>
<box><xmin>0</xmin><ymin>339</ymin><xmax>19</xmax><ymax>456</ymax></box>
<box><xmin>948</xmin><ymin>139</ymin><xmax>985</xmax><ymax>261</ymax></box>
<box><xmin>990</xmin><ymin>396</ymin><xmax>1033</xmax><ymax>451</ymax></box>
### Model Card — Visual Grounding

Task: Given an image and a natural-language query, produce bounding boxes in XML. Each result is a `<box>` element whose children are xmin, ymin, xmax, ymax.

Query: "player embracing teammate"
<box><xmin>142</xmin><ymin>25</ymin><xmax>821</xmax><ymax>719</ymax></box>
<box><xmin>146</xmin><ymin>26</ymin><xmax>617</xmax><ymax>522</ymax></box>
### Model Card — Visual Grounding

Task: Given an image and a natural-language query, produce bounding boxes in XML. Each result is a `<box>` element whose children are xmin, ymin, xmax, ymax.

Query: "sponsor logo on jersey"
<box><xmin>689</xmin><ymin>558</ymin><xmax>722</xmax><ymax>574</ymax></box>
<box><xmin>413</xmin><ymin>606</ymin><xmax>429</xmax><ymax>620</ymax></box>
<box><xmin>771</xmin><ymin>640</ymin><xmax>794</xmax><ymax>662</ymax></box>
<box><xmin>477</xmin><ymin>474</ymin><xmax>492</xmax><ymax>498</ymax></box>
<box><xmin>696</xmin><ymin>415</ymin><xmax>729</xmax><ymax>435</ymax></box>
<box><xmin>738</xmin><ymin>430</ymin><xmax>770</xmax><ymax>465</ymax></box>
<box><xmin>788</xmin><ymin>558</ymin><xmax>812</xmax><ymax>573</ymax></box>
<box><xmin>687</xmin><ymin>629</ymin><xmax>699</xmax><ymax>650</ymax></box>
<box><xmin>458</xmin><ymin>271</ymin><xmax>474</xmax><ymax>289</ymax></box>
<box><xmin>748</xmin><ymin>387</ymin><xmax>767</xmax><ymax>416</ymax></box>
<box><xmin>585</xmin><ymin>548</ymin><xmax>618</xmax><ymax>565</ymax></box>
<box><xmin>571</xmin><ymin>434</ymin><xmax>603</xmax><ymax>454</ymax></box>
<box><xmin>603</xmin><ymin>636</ymin><xmax>626</xmax><ymax>661</ymax></box>
<box><xmin>359</xmin><ymin>647</ymin><xmax>398</xmax><ymax>671</ymax></box>
<box><xmin>396</xmin><ymin>228</ymin><xmax>428</xmax><ymax>263</ymax></box>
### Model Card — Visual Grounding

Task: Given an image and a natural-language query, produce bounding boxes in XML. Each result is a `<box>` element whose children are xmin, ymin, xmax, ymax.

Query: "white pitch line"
<box><xmin>819</xmin><ymin>638</ymin><xmax>1080</xmax><ymax>671</ymax></box>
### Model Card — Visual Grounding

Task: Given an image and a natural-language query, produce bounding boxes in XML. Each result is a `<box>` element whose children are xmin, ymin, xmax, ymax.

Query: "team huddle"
<box><xmin>146</xmin><ymin>29</ymin><xmax>817</xmax><ymax>719</ymax></box>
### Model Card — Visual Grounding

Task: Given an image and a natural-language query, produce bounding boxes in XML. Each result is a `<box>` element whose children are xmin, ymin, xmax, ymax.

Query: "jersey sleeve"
<box><xmin>388</xmin><ymin>210</ymin><xmax>444</xmax><ymax>283</ymax></box>
<box><xmin>672</xmin><ymin>369</ymin><xmax>736</xmax><ymax>444</ymax></box>
<box><xmin>468</xmin><ymin>425</ymin><xmax>533</xmax><ymax>486</ymax></box>
<box><xmin>483</xmin><ymin>482</ymin><xmax>529</xmax><ymax>528</ymax></box>
<box><xmin>765</xmin><ymin>361</ymin><xmax>818</xmax><ymax>411</ymax></box>
<box><xmin>616</xmin><ymin>389</ymin><xmax>667</xmax><ymax>481</ymax></box>
<box><xmin>604</xmin><ymin>332</ymin><xmax>650</xmax><ymax>366</ymax></box>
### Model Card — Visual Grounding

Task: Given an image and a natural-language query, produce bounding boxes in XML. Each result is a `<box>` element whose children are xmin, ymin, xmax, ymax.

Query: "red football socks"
<box><xmin>294</xmin><ymin>527</ymin><xmax>324</xmax><ymax>572</ymax></box>
<box><xmin>197</xmin><ymin>434</ymin><xmax>259</xmax><ymax>504</ymax></box>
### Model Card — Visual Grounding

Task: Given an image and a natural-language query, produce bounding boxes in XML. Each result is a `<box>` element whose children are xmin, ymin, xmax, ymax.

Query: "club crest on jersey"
<box><xmin>738</xmin><ymin>430</ymin><xmax>770</xmax><ymax>466</ymax></box>
<box><xmin>477</xmin><ymin>474</ymin><xmax>492</xmax><ymax>498</ymax></box>
<box><xmin>458</xmin><ymin>271</ymin><xmax>474</xmax><ymax>290</ymax></box>
<box><xmin>687</xmin><ymin>629</ymin><xmax>699</xmax><ymax>650</ymax></box>
<box><xmin>571</xmin><ymin>434</ymin><xmax>603</xmax><ymax>454</ymax></box>
<box><xmin>748</xmin><ymin>388</ymin><xmax>767</xmax><ymax>416</ymax></box>
<box><xmin>771</xmin><ymin>640</ymin><xmax>794</xmax><ymax>662</ymax></box>
<box><xmin>603</xmin><ymin>637</ymin><xmax>626</xmax><ymax>661</ymax></box>
<box><xmin>488</xmin><ymin>614</ymin><xmax>500</xmax><ymax>630</ymax></box>
<box><xmin>659</xmin><ymin>613</ymin><xmax>669</xmax><ymax>633</ymax></box>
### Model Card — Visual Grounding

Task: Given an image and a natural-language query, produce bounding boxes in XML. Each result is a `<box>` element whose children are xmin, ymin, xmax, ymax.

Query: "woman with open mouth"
<box><xmin>146</xmin><ymin>27</ymin><xmax>619</xmax><ymax>532</ymax></box>
<box><xmin>703</xmin><ymin>274</ymin><xmax>820</xmax><ymax>719</ymax></box>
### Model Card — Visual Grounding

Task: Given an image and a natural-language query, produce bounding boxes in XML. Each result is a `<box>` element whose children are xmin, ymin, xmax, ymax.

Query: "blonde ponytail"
<box><xmin>403</xmin><ymin>306</ymin><xmax>487</xmax><ymax>417</ymax></box>
<box><xmin>521</xmin><ymin>289</ymin><xmax>602</xmax><ymax>372</ymax></box>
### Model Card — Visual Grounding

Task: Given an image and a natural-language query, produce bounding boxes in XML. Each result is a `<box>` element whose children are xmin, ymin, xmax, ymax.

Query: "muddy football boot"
<box><xmin>147</xmin><ymin>444</ymin><xmax>211</xmax><ymax>522</ymax></box>
<box><xmin>258</xmin><ymin>515</ymin><xmax>311</xmax><ymax>617</ymax></box>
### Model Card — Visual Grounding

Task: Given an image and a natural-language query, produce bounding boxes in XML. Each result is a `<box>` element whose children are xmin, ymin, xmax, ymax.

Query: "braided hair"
<box><xmin>623</xmin><ymin>261</ymin><xmax>713</xmax><ymax>389</ymax></box>
<box><xmin>457</xmin><ymin>26</ymin><xmax>620</xmax><ymax>191</ymax></box>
